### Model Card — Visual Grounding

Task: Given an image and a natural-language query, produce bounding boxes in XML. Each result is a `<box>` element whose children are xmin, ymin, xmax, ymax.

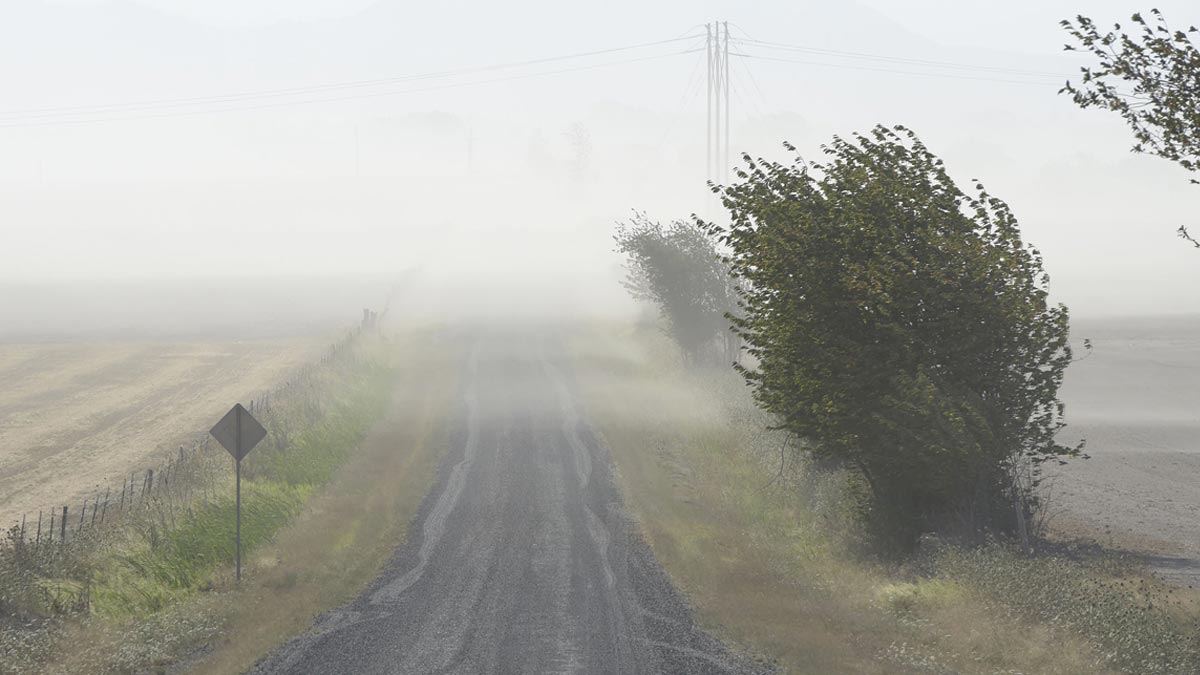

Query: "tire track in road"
<box><xmin>539</xmin><ymin>343</ymin><xmax>615</xmax><ymax>589</ymax></box>
<box><xmin>371</xmin><ymin>342</ymin><xmax>483</xmax><ymax>605</ymax></box>
<box><xmin>538</xmin><ymin>340</ymin><xmax>631</xmax><ymax>669</ymax></box>
<box><xmin>252</xmin><ymin>331</ymin><xmax>771</xmax><ymax>675</ymax></box>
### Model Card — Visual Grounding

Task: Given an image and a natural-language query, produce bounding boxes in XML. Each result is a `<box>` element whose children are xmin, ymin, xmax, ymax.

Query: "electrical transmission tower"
<box><xmin>706</xmin><ymin>21</ymin><xmax>731</xmax><ymax>184</ymax></box>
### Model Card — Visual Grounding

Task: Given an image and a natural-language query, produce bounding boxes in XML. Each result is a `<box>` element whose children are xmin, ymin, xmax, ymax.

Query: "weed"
<box><xmin>0</xmin><ymin>331</ymin><xmax>401</xmax><ymax>673</ymax></box>
<box><xmin>569</xmin><ymin>325</ymin><xmax>1172</xmax><ymax>674</ymax></box>
<box><xmin>932</xmin><ymin>542</ymin><xmax>1200</xmax><ymax>674</ymax></box>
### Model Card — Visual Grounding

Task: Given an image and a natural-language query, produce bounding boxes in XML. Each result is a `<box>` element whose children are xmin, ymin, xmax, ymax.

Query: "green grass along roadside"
<box><xmin>88</xmin><ymin>339</ymin><xmax>397</xmax><ymax>620</ymax></box>
<box><xmin>185</xmin><ymin>329</ymin><xmax>456</xmax><ymax>675</ymax></box>
<box><xmin>13</xmin><ymin>330</ymin><xmax>456</xmax><ymax>674</ymax></box>
<box><xmin>570</xmin><ymin>324</ymin><xmax>1200</xmax><ymax>675</ymax></box>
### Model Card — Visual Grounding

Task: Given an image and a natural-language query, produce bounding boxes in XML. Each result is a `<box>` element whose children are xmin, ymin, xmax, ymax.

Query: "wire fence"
<box><xmin>2</xmin><ymin>313</ymin><xmax>378</xmax><ymax>560</ymax></box>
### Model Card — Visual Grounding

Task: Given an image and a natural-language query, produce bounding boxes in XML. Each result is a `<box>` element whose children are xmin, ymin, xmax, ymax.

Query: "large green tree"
<box><xmin>703</xmin><ymin>126</ymin><xmax>1080</xmax><ymax>546</ymax></box>
<box><xmin>1062</xmin><ymin>9</ymin><xmax>1200</xmax><ymax>244</ymax></box>
<box><xmin>614</xmin><ymin>214</ymin><xmax>738</xmax><ymax>365</ymax></box>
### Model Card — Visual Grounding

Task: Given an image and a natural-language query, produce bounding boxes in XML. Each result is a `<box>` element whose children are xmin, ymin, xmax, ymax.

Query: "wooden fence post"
<box><xmin>48</xmin><ymin>510</ymin><xmax>54</xmax><ymax>544</ymax></box>
<box><xmin>100</xmin><ymin>488</ymin><xmax>110</xmax><ymax>525</ymax></box>
<box><xmin>35</xmin><ymin>510</ymin><xmax>42</xmax><ymax>546</ymax></box>
<box><xmin>165</xmin><ymin>478</ymin><xmax>177</xmax><ymax>529</ymax></box>
<box><xmin>60</xmin><ymin>505</ymin><xmax>67</xmax><ymax>544</ymax></box>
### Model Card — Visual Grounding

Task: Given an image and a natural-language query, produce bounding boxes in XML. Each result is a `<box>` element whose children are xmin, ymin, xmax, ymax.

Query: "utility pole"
<box><xmin>705</xmin><ymin>21</ymin><xmax>732</xmax><ymax>185</ymax></box>
<box><xmin>706</xmin><ymin>23</ymin><xmax>713</xmax><ymax>184</ymax></box>
<box><xmin>724</xmin><ymin>21</ymin><xmax>731</xmax><ymax>183</ymax></box>
<box><xmin>713</xmin><ymin>23</ymin><xmax>721</xmax><ymax>184</ymax></box>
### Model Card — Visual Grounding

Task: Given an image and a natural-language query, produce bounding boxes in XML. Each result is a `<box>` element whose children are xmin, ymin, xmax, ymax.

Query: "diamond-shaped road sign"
<box><xmin>210</xmin><ymin>403</ymin><xmax>267</xmax><ymax>462</ymax></box>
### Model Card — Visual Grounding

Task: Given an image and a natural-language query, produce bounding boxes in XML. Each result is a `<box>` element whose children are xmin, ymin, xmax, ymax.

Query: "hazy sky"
<box><xmin>2</xmin><ymin>0</ymin><xmax>1198</xmax><ymax>319</ymax></box>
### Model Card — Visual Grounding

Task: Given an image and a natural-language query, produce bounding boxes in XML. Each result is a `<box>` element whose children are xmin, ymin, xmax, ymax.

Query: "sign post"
<box><xmin>210</xmin><ymin>403</ymin><xmax>267</xmax><ymax>582</ymax></box>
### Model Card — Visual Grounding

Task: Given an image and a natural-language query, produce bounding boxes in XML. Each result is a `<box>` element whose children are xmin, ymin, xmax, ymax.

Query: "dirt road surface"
<box><xmin>253</xmin><ymin>331</ymin><xmax>768</xmax><ymax>675</ymax></box>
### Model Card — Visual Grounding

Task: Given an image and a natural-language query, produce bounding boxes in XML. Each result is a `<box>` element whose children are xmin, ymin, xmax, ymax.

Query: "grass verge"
<box><xmin>570</xmin><ymin>323</ymin><xmax>1200</xmax><ymax>674</ymax></box>
<box><xmin>10</xmin><ymin>328</ymin><xmax>456</xmax><ymax>674</ymax></box>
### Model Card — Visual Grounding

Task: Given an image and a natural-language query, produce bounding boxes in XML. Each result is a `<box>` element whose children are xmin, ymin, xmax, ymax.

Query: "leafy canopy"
<box><xmin>1062</xmin><ymin>9</ymin><xmax>1200</xmax><ymax>244</ymax></box>
<box><xmin>703</xmin><ymin>126</ymin><xmax>1079</xmax><ymax>542</ymax></box>
<box><xmin>614</xmin><ymin>214</ymin><xmax>736</xmax><ymax>364</ymax></box>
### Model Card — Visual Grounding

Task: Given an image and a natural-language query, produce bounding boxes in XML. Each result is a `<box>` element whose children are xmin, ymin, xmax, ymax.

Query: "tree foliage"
<box><xmin>702</xmin><ymin>126</ymin><xmax>1080</xmax><ymax>546</ymax></box>
<box><xmin>614</xmin><ymin>214</ymin><xmax>737</xmax><ymax>365</ymax></box>
<box><xmin>1061</xmin><ymin>9</ymin><xmax>1200</xmax><ymax>244</ymax></box>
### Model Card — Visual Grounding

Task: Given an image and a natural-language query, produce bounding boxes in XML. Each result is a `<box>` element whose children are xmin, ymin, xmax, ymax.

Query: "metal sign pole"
<box><xmin>210</xmin><ymin>402</ymin><xmax>265</xmax><ymax>585</ymax></box>
<box><xmin>236</xmin><ymin>406</ymin><xmax>242</xmax><ymax>583</ymax></box>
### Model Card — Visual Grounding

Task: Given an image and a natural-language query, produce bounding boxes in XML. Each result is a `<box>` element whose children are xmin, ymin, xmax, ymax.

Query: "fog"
<box><xmin>1</xmin><ymin>0</ymin><xmax>1198</xmax><ymax>333</ymax></box>
<box><xmin>0</xmin><ymin>277</ymin><xmax>397</xmax><ymax>341</ymax></box>
<box><xmin>7</xmin><ymin>5</ymin><xmax>1200</xmax><ymax>668</ymax></box>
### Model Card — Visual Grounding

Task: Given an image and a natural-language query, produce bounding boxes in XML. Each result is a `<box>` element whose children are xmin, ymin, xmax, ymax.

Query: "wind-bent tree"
<box><xmin>703</xmin><ymin>126</ymin><xmax>1080</xmax><ymax>547</ymax></box>
<box><xmin>614</xmin><ymin>214</ymin><xmax>738</xmax><ymax>365</ymax></box>
<box><xmin>1062</xmin><ymin>9</ymin><xmax>1200</xmax><ymax>245</ymax></box>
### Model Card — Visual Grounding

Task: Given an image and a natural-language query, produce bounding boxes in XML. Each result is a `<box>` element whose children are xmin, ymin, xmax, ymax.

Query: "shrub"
<box><xmin>704</xmin><ymin>125</ymin><xmax>1080</xmax><ymax>547</ymax></box>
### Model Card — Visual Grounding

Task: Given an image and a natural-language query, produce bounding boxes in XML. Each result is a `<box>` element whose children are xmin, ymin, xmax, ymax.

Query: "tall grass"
<box><xmin>94</xmin><ymin>481</ymin><xmax>311</xmax><ymax>615</ymax></box>
<box><xmin>0</xmin><ymin>330</ymin><xmax>399</xmax><ymax>673</ymax></box>
<box><xmin>571</xmin><ymin>324</ymin><xmax>1200</xmax><ymax>674</ymax></box>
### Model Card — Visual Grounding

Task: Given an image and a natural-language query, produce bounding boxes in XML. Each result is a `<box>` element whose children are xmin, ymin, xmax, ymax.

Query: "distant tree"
<box><xmin>702</xmin><ymin>126</ymin><xmax>1081</xmax><ymax>547</ymax></box>
<box><xmin>1061</xmin><ymin>9</ymin><xmax>1200</xmax><ymax>245</ymax></box>
<box><xmin>614</xmin><ymin>214</ymin><xmax>738</xmax><ymax>365</ymax></box>
<box><xmin>565</xmin><ymin>122</ymin><xmax>592</xmax><ymax>183</ymax></box>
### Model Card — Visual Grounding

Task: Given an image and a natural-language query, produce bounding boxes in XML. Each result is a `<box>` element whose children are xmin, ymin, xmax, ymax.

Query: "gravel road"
<box><xmin>252</xmin><ymin>332</ymin><xmax>768</xmax><ymax>675</ymax></box>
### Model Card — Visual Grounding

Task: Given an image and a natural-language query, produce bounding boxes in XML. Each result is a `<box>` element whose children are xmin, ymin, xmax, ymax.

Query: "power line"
<box><xmin>736</xmin><ymin>37</ymin><xmax>1066</xmax><ymax>79</ymax></box>
<box><xmin>732</xmin><ymin>52</ymin><xmax>1064</xmax><ymax>87</ymax></box>
<box><xmin>641</xmin><ymin>38</ymin><xmax>708</xmax><ymax>153</ymax></box>
<box><xmin>0</xmin><ymin>49</ymin><xmax>701</xmax><ymax>128</ymax></box>
<box><xmin>729</xmin><ymin>72</ymin><xmax>761</xmax><ymax>119</ymax></box>
<box><xmin>672</xmin><ymin>24</ymin><xmax>710</xmax><ymax>40</ymax></box>
<box><xmin>0</xmin><ymin>34</ymin><xmax>704</xmax><ymax>123</ymax></box>
<box><xmin>670</xmin><ymin>47</ymin><xmax>708</xmax><ymax>117</ymax></box>
<box><xmin>726</xmin><ymin>22</ymin><xmax>758</xmax><ymax>40</ymax></box>
<box><xmin>732</xmin><ymin>56</ymin><xmax>770</xmax><ymax>115</ymax></box>
<box><xmin>632</xmin><ymin>47</ymin><xmax>707</xmax><ymax>204</ymax></box>
<box><xmin>0</xmin><ymin>22</ymin><xmax>1077</xmax><ymax>133</ymax></box>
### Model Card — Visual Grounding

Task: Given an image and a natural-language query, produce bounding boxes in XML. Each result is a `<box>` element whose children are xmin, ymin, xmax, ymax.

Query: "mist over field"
<box><xmin>1</xmin><ymin>0</ymin><xmax>1199</xmax><ymax>319</ymax></box>
<box><xmin>5</xmin><ymin>1</ymin><xmax>1200</xmax><ymax>673</ymax></box>
<box><xmin>0</xmin><ymin>278</ymin><xmax>392</xmax><ymax>341</ymax></box>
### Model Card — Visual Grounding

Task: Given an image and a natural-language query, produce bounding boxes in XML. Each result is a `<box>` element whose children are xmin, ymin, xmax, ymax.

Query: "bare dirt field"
<box><xmin>0</xmin><ymin>338</ymin><xmax>321</xmax><ymax>524</ymax></box>
<box><xmin>1050</xmin><ymin>316</ymin><xmax>1200</xmax><ymax>584</ymax></box>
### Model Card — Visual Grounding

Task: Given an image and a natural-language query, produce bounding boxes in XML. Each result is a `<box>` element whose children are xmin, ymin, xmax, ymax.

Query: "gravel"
<box><xmin>252</xmin><ymin>332</ymin><xmax>771</xmax><ymax>675</ymax></box>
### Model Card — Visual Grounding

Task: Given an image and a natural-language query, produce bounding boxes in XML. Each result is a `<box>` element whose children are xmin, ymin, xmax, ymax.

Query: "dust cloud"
<box><xmin>3</xmin><ymin>0</ymin><xmax>1200</xmax><ymax>597</ymax></box>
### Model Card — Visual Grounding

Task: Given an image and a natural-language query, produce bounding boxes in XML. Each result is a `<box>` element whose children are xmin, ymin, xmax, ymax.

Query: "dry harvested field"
<box><xmin>1052</xmin><ymin>316</ymin><xmax>1200</xmax><ymax>584</ymax></box>
<box><xmin>0</xmin><ymin>338</ymin><xmax>322</xmax><ymax>524</ymax></box>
